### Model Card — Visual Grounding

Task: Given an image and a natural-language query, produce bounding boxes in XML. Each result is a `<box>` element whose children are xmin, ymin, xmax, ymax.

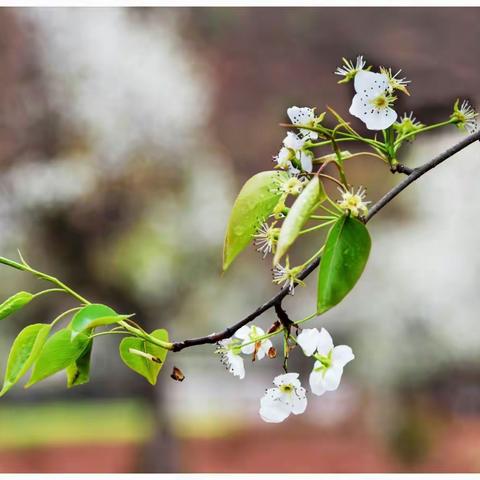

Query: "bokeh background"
<box><xmin>0</xmin><ymin>7</ymin><xmax>479</xmax><ymax>473</ymax></box>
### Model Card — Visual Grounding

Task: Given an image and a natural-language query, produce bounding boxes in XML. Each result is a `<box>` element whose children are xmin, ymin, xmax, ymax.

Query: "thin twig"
<box><xmin>171</xmin><ymin>131</ymin><xmax>480</xmax><ymax>352</ymax></box>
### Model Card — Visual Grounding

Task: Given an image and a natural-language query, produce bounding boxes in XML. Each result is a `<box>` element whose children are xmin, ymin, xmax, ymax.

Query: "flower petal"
<box><xmin>283</xmin><ymin>131</ymin><xmax>305</xmax><ymax>150</ymax></box>
<box><xmin>259</xmin><ymin>393</ymin><xmax>291</xmax><ymax>423</ymax></box>
<box><xmin>332</xmin><ymin>345</ymin><xmax>355</xmax><ymax>368</ymax></box>
<box><xmin>349</xmin><ymin>93</ymin><xmax>369</xmax><ymax>119</ymax></box>
<box><xmin>323</xmin><ymin>364</ymin><xmax>343</xmax><ymax>391</ymax></box>
<box><xmin>292</xmin><ymin>386</ymin><xmax>308</xmax><ymax>415</ymax></box>
<box><xmin>227</xmin><ymin>351</ymin><xmax>245</xmax><ymax>379</ymax></box>
<box><xmin>256</xmin><ymin>338</ymin><xmax>273</xmax><ymax>360</ymax></box>
<box><xmin>273</xmin><ymin>372</ymin><xmax>300</xmax><ymax>388</ymax></box>
<box><xmin>309</xmin><ymin>363</ymin><xmax>327</xmax><ymax>396</ymax></box>
<box><xmin>287</xmin><ymin>106</ymin><xmax>314</xmax><ymax>126</ymax></box>
<box><xmin>354</xmin><ymin>70</ymin><xmax>388</xmax><ymax>95</ymax></box>
<box><xmin>240</xmin><ymin>342</ymin><xmax>255</xmax><ymax>355</ymax></box>
<box><xmin>316</xmin><ymin>328</ymin><xmax>334</xmax><ymax>356</ymax></box>
<box><xmin>299</xmin><ymin>151</ymin><xmax>313</xmax><ymax>173</ymax></box>
<box><xmin>275</xmin><ymin>147</ymin><xmax>292</xmax><ymax>169</ymax></box>
<box><xmin>235</xmin><ymin>325</ymin><xmax>251</xmax><ymax>340</ymax></box>
<box><xmin>302</xmin><ymin>129</ymin><xmax>318</xmax><ymax>140</ymax></box>
<box><xmin>297</xmin><ymin>328</ymin><xmax>322</xmax><ymax>357</ymax></box>
<box><xmin>364</xmin><ymin>107</ymin><xmax>397</xmax><ymax>131</ymax></box>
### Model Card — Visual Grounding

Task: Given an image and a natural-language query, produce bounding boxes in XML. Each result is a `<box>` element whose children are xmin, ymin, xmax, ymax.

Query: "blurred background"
<box><xmin>0</xmin><ymin>6</ymin><xmax>479</xmax><ymax>473</ymax></box>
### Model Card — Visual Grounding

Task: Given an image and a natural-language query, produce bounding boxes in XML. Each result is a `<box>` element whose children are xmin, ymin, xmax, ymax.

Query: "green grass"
<box><xmin>0</xmin><ymin>399</ymin><xmax>155</xmax><ymax>449</ymax></box>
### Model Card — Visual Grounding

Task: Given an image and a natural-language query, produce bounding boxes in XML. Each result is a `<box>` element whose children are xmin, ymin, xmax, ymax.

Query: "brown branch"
<box><xmin>274</xmin><ymin>302</ymin><xmax>294</xmax><ymax>331</ymax></box>
<box><xmin>171</xmin><ymin>131</ymin><xmax>480</xmax><ymax>352</ymax></box>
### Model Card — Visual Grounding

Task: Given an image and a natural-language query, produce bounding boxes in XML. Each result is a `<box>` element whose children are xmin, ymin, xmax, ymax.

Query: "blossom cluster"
<box><xmin>217</xmin><ymin>326</ymin><xmax>354</xmax><ymax>423</ymax></box>
<box><xmin>256</xmin><ymin>55</ymin><xmax>478</xmax><ymax>297</ymax></box>
<box><xmin>216</xmin><ymin>55</ymin><xmax>478</xmax><ymax>425</ymax></box>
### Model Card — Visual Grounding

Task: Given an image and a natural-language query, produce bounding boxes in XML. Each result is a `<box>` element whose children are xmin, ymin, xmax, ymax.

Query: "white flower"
<box><xmin>287</xmin><ymin>106</ymin><xmax>319</xmax><ymax>140</ymax></box>
<box><xmin>216</xmin><ymin>338</ymin><xmax>245</xmax><ymax>379</ymax></box>
<box><xmin>337</xmin><ymin>186</ymin><xmax>370</xmax><ymax>217</ymax></box>
<box><xmin>297</xmin><ymin>327</ymin><xmax>354</xmax><ymax>396</ymax></box>
<box><xmin>259</xmin><ymin>372</ymin><xmax>307</xmax><ymax>423</ymax></box>
<box><xmin>335</xmin><ymin>55</ymin><xmax>367</xmax><ymax>83</ymax></box>
<box><xmin>235</xmin><ymin>324</ymin><xmax>273</xmax><ymax>360</ymax></box>
<box><xmin>349</xmin><ymin>70</ymin><xmax>398</xmax><ymax>130</ymax></box>
<box><xmin>451</xmin><ymin>99</ymin><xmax>478</xmax><ymax>134</ymax></box>
<box><xmin>274</xmin><ymin>147</ymin><xmax>292</xmax><ymax>170</ymax></box>
<box><xmin>274</xmin><ymin>132</ymin><xmax>313</xmax><ymax>173</ymax></box>
<box><xmin>295</xmin><ymin>328</ymin><xmax>321</xmax><ymax>356</ymax></box>
<box><xmin>283</xmin><ymin>130</ymin><xmax>305</xmax><ymax>151</ymax></box>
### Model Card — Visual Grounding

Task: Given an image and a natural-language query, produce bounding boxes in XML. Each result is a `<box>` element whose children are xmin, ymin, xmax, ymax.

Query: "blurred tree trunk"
<box><xmin>40</xmin><ymin>212</ymin><xmax>179</xmax><ymax>473</ymax></box>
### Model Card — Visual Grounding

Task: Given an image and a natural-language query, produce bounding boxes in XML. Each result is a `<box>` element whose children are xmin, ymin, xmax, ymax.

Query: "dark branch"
<box><xmin>367</xmin><ymin>131</ymin><xmax>480</xmax><ymax>221</ymax></box>
<box><xmin>391</xmin><ymin>163</ymin><xmax>414</xmax><ymax>175</ymax></box>
<box><xmin>274</xmin><ymin>302</ymin><xmax>294</xmax><ymax>331</ymax></box>
<box><xmin>171</xmin><ymin>131</ymin><xmax>480</xmax><ymax>352</ymax></box>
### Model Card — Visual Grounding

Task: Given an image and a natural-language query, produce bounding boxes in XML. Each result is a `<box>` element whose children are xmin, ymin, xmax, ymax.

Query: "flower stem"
<box><xmin>118</xmin><ymin>319</ymin><xmax>173</xmax><ymax>350</ymax></box>
<box><xmin>301</xmin><ymin>245</ymin><xmax>325</xmax><ymax>268</ymax></box>
<box><xmin>395</xmin><ymin>119</ymin><xmax>454</xmax><ymax>147</ymax></box>
<box><xmin>32</xmin><ymin>288</ymin><xmax>67</xmax><ymax>299</ymax></box>
<box><xmin>0</xmin><ymin>256</ymin><xmax>90</xmax><ymax>304</ymax></box>
<box><xmin>318</xmin><ymin>173</ymin><xmax>345</xmax><ymax>189</ymax></box>
<box><xmin>89</xmin><ymin>329</ymin><xmax>130</xmax><ymax>340</ymax></box>
<box><xmin>299</xmin><ymin>221</ymin><xmax>336</xmax><ymax>236</ymax></box>
<box><xmin>51</xmin><ymin>306</ymin><xmax>83</xmax><ymax>327</ymax></box>
<box><xmin>310</xmin><ymin>215</ymin><xmax>337</xmax><ymax>220</ymax></box>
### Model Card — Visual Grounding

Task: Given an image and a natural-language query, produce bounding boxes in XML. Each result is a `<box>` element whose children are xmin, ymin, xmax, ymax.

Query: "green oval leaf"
<box><xmin>0</xmin><ymin>291</ymin><xmax>34</xmax><ymax>321</ymax></box>
<box><xmin>0</xmin><ymin>323</ymin><xmax>51</xmax><ymax>396</ymax></box>
<box><xmin>26</xmin><ymin>328</ymin><xmax>91</xmax><ymax>387</ymax></box>
<box><xmin>70</xmin><ymin>304</ymin><xmax>125</xmax><ymax>338</ymax></box>
<box><xmin>66</xmin><ymin>340</ymin><xmax>93</xmax><ymax>388</ymax></box>
<box><xmin>223</xmin><ymin>171</ymin><xmax>288</xmax><ymax>271</ymax></box>
<box><xmin>274</xmin><ymin>176</ymin><xmax>326</xmax><ymax>265</ymax></box>
<box><xmin>317</xmin><ymin>215</ymin><xmax>371</xmax><ymax>313</ymax></box>
<box><xmin>119</xmin><ymin>329</ymin><xmax>169</xmax><ymax>385</ymax></box>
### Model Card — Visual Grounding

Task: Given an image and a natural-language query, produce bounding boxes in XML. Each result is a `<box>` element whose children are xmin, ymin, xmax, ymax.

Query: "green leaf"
<box><xmin>26</xmin><ymin>328</ymin><xmax>91</xmax><ymax>387</ymax></box>
<box><xmin>274</xmin><ymin>176</ymin><xmax>326</xmax><ymax>264</ymax></box>
<box><xmin>119</xmin><ymin>329</ymin><xmax>169</xmax><ymax>385</ymax></box>
<box><xmin>0</xmin><ymin>323</ymin><xmax>51</xmax><ymax>396</ymax></box>
<box><xmin>66</xmin><ymin>340</ymin><xmax>93</xmax><ymax>388</ymax></box>
<box><xmin>70</xmin><ymin>304</ymin><xmax>126</xmax><ymax>339</ymax></box>
<box><xmin>223</xmin><ymin>171</ymin><xmax>288</xmax><ymax>271</ymax></box>
<box><xmin>0</xmin><ymin>291</ymin><xmax>34</xmax><ymax>321</ymax></box>
<box><xmin>317</xmin><ymin>215</ymin><xmax>371</xmax><ymax>313</ymax></box>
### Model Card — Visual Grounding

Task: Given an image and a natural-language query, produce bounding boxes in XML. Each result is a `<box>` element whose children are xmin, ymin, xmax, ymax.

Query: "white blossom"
<box><xmin>259</xmin><ymin>373</ymin><xmax>307</xmax><ymax>423</ymax></box>
<box><xmin>235</xmin><ymin>324</ymin><xmax>273</xmax><ymax>360</ymax></box>
<box><xmin>216</xmin><ymin>338</ymin><xmax>245</xmax><ymax>379</ymax></box>
<box><xmin>287</xmin><ymin>106</ymin><xmax>319</xmax><ymax>140</ymax></box>
<box><xmin>349</xmin><ymin>70</ymin><xmax>397</xmax><ymax>131</ymax></box>
<box><xmin>274</xmin><ymin>147</ymin><xmax>292</xmax><ymax>170</ymax></box>
<box><xmin>297</xmin><ymin>327</ymin><xmax>354</xmax><ymax>396</ymax></box>
<box><xmin>274</xmin><ymin>132</ymin><xmax>313</xmax><ymax>173</ymax></box>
